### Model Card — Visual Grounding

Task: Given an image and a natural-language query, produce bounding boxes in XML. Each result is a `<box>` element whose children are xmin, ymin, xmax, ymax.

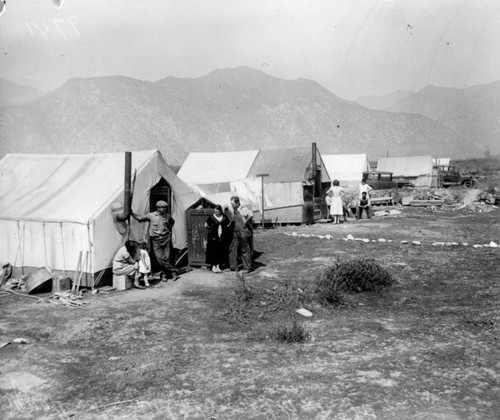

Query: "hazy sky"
<box><xmin>1</xmin><ymin>0</ymin><xmax>499</xmax><ymax>99</ymax></box>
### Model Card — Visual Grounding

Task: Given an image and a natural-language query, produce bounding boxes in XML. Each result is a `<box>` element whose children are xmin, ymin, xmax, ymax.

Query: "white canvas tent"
<box><xmin>322</xmin><ymin>154</ymin><xmax>369</xmax><ymax>189</ymax></box>
<box><xmin>433</xmin><ymin>158</ymin><xmax>451</xmax><ymax>170</ymax></box>
<box><xmin>177</xmin><ymin>150</ymin><xmax>261</xmax><ymax>210</ymax></box>
<box><xmin>377</xmin><ymin>155</ymin><xmax>437</xmax><ymax>187</ymax></box>
<box><xmin>0</xmin><ymin>150</ymin><xmax>199</xmax><ymax>285</ymax></box>
<box><xmin>247</xmin><ymin>147</ymin><xmax>331</xmax><ymax>223</ymax></box>
<box><xmin>178</xmin><ymin>147</ymin><xmax>331</xmax><ymax>223</ymax></box>
<box><xmin>177</xmin><ymin>150</ymin><xmax>260</xmax><ymax>191</ymax></box>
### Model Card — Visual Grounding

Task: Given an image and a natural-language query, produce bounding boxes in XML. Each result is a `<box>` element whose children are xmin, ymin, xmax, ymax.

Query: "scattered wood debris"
<box><xmin>51</xmin><ymin>291</ymin><xmax>90</xmax><ymax>307</ymax></box>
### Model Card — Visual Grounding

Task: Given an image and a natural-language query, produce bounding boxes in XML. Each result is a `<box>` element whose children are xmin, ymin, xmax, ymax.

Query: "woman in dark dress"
<box><xmin>205</xmin><ymin>205</ymin><xmax>231</xmax><ymax>273</ymax></box>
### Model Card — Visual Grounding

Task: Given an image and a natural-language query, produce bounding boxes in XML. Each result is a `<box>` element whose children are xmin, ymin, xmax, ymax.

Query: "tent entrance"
<box><xmin>149</xmin><ymin>177</ymin><xmax>172</xmax><ymax>213</ymax></box>
<box><xmin>148</xmin><ymin>178</ymin><xmax>174</xmax><ymax>273</ymax></box>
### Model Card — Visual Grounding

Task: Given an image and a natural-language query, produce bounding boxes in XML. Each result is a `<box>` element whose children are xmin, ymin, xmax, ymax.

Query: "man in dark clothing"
<box><xmin>132</xmin><ymin>200</ymin><xmax>179</xmax><ymax>281</ymax></box>
<box><xmin>227</xmin><ymin>196</ymin><xmax>253</xmax><ymax>273</ymax></box>
<box><xmin>356</xmin><ymin>192</ymin><xmax>372</xmax><ymax>220</ymax></box>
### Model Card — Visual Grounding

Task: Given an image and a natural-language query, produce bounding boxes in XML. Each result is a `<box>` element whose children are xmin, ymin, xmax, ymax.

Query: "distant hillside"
<box><xmin>355</xmin><ymin>90</ymin><xmax>413</xmax><ymax>111</ymax></box>
<box><xmin>0</xmin><ymin>67</ymin><xmax>481</xmax><ymax>163</ymax></box>
<box><xmin>0</xmin><ymin>78</ymin><xmax>43</xmax><ymax>107</ymax></box>
<box><xmin>384</xmin><ymin>82</ymin><xmax>500</xmax><ymax>155</ymax></box>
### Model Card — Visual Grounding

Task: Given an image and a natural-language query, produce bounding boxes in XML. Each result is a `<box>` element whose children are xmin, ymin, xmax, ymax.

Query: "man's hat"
<box><xmin>156</xmin><ymin>200</ymin><xmax>168</xmax><ymax>207</ymax></box>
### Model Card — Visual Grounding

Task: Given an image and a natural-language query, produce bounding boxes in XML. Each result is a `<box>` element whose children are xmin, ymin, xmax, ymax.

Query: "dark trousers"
<box><xmin>229</xmin><ymin>234</ymin><xmax>252</xmax><ymax>270</ymax></box>
<box><xmin>356</xmin><ymin>206</ymin><xmax>371</xmax><ymax>219</ymax></box>
<box><xmin>152</xmin><ymin>236</ymin><xmax>176</xmax><ymax>276</ymax></box>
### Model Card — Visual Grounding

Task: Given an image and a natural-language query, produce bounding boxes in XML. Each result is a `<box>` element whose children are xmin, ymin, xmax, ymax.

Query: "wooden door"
<box><xmin>186</xmin><ymin>209</ymin><xmax>213</xmax><ymax>267</ymax></box>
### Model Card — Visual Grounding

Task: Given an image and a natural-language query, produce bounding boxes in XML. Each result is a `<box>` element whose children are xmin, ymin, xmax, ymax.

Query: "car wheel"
<box><xmin>463</xmin><ymin>180</ymin><xmax>473</xmax><ymax>188</ymax></box>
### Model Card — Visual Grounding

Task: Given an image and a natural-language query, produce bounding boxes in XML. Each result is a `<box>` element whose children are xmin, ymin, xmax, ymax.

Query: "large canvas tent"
<box><xmin>0</xmin><ymin>150</ymin><xmax>199</xmax><ymax>286</ymax></box>
<box><xmin>322</xmin><ymin>154</ymin><xmax>369</xmax><ymax>189</ymax></box>
<box><xmin>178</xmin><ymin>146</ymin><xmax>331</xmax><ymax>223</ymax></box>
<box><xmin>247</xmin><ymin>147</ymin><xmax>331</xmax><ymax>223</ymax></box>
<box><xmin>377</xmin><ymin>155</ymin><xmax>437</xmax><ymax>187</ymax></box>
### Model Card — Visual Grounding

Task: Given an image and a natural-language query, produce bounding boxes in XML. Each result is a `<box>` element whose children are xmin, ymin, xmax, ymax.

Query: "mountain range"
<box><xmin>0</xmin><ymin>78</ymin><xmax>43</xmax><ymax>107</ymax></box>
<box><xmin>356</xmin><ymin>82</ymin><xmax>500</xmax><ymax>156</ymax></box>
<box><xmin>0</xmin><ymin>67</ymin><xmax>491</xmax><ymax>163</ymax></box>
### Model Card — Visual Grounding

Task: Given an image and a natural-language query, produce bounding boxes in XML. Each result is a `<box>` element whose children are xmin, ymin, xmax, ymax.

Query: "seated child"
<box><xmin>138</xmin><ymin>240</ymin><xmax>152</xmax><ymax>287</ymax></box>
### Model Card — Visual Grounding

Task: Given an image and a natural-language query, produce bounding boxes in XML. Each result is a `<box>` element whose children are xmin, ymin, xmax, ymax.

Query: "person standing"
<box><xmin>325</xmin><ymin>190</ymin><xmax>334</xmax><ymax>222</ymax></box>
<box><xmin>205</xmin><ymin>205</ymin><xmax>231</xmax><ymax>273</ymax></box>
<box><xmin>112</xmin><ymin>240</ymin><xmax>143</xmax><ymax>289</ymax></box>
<box><xmin>327</xmin><ymin>180</ymin><xmax>345</xmax><ymax>224</ymax></box>
<box><xmin>132</xmin><ymin>200</ymin><xmax>179</xmax><ymax>282</ymax></box>
<box><xmin>358</xmin><ymin>178</ymin><xmax>373</xmax><ymax>199</ymax></box>
<box><xmin>228</xmin><ymin>196</ymin><xmax>253</xmax><ymax>273</ymax></box>
<box><xmin>138</xmin><ymin>239</ymin><xmax>152</xmax><ymax>287</ymax></box>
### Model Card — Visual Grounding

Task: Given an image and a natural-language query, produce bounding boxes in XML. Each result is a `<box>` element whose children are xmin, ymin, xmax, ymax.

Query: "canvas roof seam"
<box><xmin>0</xmin><ymin>216</ymin><xmax>88</xmax><ymax>224</ymax></box>
<box><xmin>2</xmin><ymin>150</ymin><xmax>159</xmax><ymax>158</ymax></box>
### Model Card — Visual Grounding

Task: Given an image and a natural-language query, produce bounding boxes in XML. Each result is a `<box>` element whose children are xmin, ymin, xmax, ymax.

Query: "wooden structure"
<box><xmin>185</xmin><ymin>198</ymin><xmax>217</xmax><ymax>267</ymax></box>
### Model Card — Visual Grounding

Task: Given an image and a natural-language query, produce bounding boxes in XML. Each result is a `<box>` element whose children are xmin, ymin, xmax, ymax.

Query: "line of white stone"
<box><xmin>282</xmin><ymin>232</ymin><xmax>498</xmax><ymax>248</ymax></box>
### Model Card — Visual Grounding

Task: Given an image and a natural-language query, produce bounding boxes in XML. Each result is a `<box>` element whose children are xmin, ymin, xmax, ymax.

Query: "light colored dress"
<box><xmin>328</xmin><ymin>186</ymin><xmax>344</xmax><ymax>216</ymax></box>
<box><xmin>139</xmin><ymin>249</ymin><xmax>151</xmax><ymax>274</ymax></box>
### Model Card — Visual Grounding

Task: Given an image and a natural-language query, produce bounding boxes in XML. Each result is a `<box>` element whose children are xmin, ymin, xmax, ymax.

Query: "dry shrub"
<box><xmin>315</xmin><ymin>259</ymin><xmax>395</xmax><ymax>305</ymax></box>
<box><xmin>235</xmin><ymin>282</ymin><xmax>253</xmax><ymax>303</ymax></box>
<box><xmin>274</xmin><ymin>318</ymin><xmax>309</xmax><ymax>343</ymax></box>
<box><xmin>314</xmin><ymin>267</ymin><xmax>345</xmax><ymax>306</ymax></box>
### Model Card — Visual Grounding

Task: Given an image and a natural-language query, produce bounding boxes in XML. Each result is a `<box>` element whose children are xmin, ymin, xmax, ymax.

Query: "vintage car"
<box><xmin>437</xmin><ymin>165</ymin><xmax>477</xmax><ymax>188</ymax></box>
<box><xmin>362</xmin><ymin>171</ymin><xmax>413</xmax><ymax>190</ymax></box>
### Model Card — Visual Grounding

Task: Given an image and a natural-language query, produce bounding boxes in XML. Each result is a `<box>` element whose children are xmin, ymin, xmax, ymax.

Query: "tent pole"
<box><xmin>87</xmin><ymin>221</ymin><xmax>95</xmax><ymax>289</ymax></box>
<box><xmin>43</xmin><ymin>222</ymin><xmax>49</xmax><ymax>269</ymax></box>
<box><xmin>60</xmin><ymin>222</ymin><xmax>67</xmax><ymax>272</ymax></box>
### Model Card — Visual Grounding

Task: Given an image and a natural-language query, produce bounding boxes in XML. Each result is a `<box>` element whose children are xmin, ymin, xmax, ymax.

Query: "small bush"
<box><xmin>271</xmin><ymin>281</ymin><xmax>300</xmax><ymax>307</ymax></box>
<box><xmin>315</xmin><ymin>259</ymin><xmax>395</xmax><ymax>305</ymax></box>
<box><xmin>314</xmin><ymin>267</ymin><xmax>345</xmax><ymax>305</ymax></box>
<box><xmin>274</xmin><ymin>318</ymin><xmax>309</xmax><ymax>343</ymax></box>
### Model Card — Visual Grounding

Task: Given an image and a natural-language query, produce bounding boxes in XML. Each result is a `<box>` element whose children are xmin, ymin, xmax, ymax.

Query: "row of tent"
<box><xmin>177</xmin><ymin>151</ymin><xmax>445</xmax><ymax>209</ymax></box>
<box><xmin>0</xmin><ymin>148</ymin><xmax>446</xmax><ymax>281</ymax></box>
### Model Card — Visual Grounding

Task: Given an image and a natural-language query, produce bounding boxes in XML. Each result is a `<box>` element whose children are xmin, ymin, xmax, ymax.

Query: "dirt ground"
<box><xmin>1</xmin><ymin>206</ymin><xmax>499</xmax><ymax>419</ymax></box>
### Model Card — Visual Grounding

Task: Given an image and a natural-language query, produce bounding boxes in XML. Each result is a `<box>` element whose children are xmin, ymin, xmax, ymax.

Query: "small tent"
<box><xmin>322</xmin><ymin>154</ymin><xmax>369</xmax><ymax>189</ymax></box>
<box><xmin>0</xmin><ymin>150</ymin><xmax>200</xmax><ymax>285</ymax></box>
<box><xmin>433</xmin><ymin>157</ymin><xmax>451</xmax><ymax>170</ymax></box>
<box><xmin>377</xmin><ymin>155</ymin><xmax>437</xmax><ymax>187</ymax></box>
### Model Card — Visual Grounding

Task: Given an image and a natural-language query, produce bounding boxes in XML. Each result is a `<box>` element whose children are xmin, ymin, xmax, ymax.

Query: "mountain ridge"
<box><xmin>361</xmin><ymin>81</ymin><xmax>500</xmax><ymax>155</ymax></box>
<box><xmin>0</xmin><ymin>67</ymin><xmax>482</xmax><ymax>162</ymax></box>
<box><xmin>0</xmin><ymin>78</ymin><xmax>43</xmax><ymax>107</ymax></box>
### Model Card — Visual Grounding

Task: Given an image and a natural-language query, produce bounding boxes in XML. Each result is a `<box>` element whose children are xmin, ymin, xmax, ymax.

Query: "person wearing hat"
<box><xmin>132</xmin><ymin>200</ymin><xmax>179</xmax><ymax>282</ymax></box>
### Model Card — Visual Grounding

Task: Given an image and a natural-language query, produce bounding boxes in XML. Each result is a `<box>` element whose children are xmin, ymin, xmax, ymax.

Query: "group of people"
<box><xmin>112</xmin><ymin>200</ymin><xmax>179</xmax><ymax>289</ymax></box>
<box><xmin>325</xmin><ymin>178</ymin><xmax>373</xmax><ymax>223</ymax></box>
<box><xmin>204</xmin><ymin>196</ymin><xmax>254</xmax><ymax>274</ymax></box>
<box><xmin>112</xmin><ymin>195</ymin><xmax>255</xmax><ymax>288</ymax></box>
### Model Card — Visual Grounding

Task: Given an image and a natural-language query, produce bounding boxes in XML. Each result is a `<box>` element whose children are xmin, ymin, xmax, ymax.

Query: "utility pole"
<box><xmin>256</xmin><ymin>173</ymin><xmax>269</xmax><ymax>230</ymax></box>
